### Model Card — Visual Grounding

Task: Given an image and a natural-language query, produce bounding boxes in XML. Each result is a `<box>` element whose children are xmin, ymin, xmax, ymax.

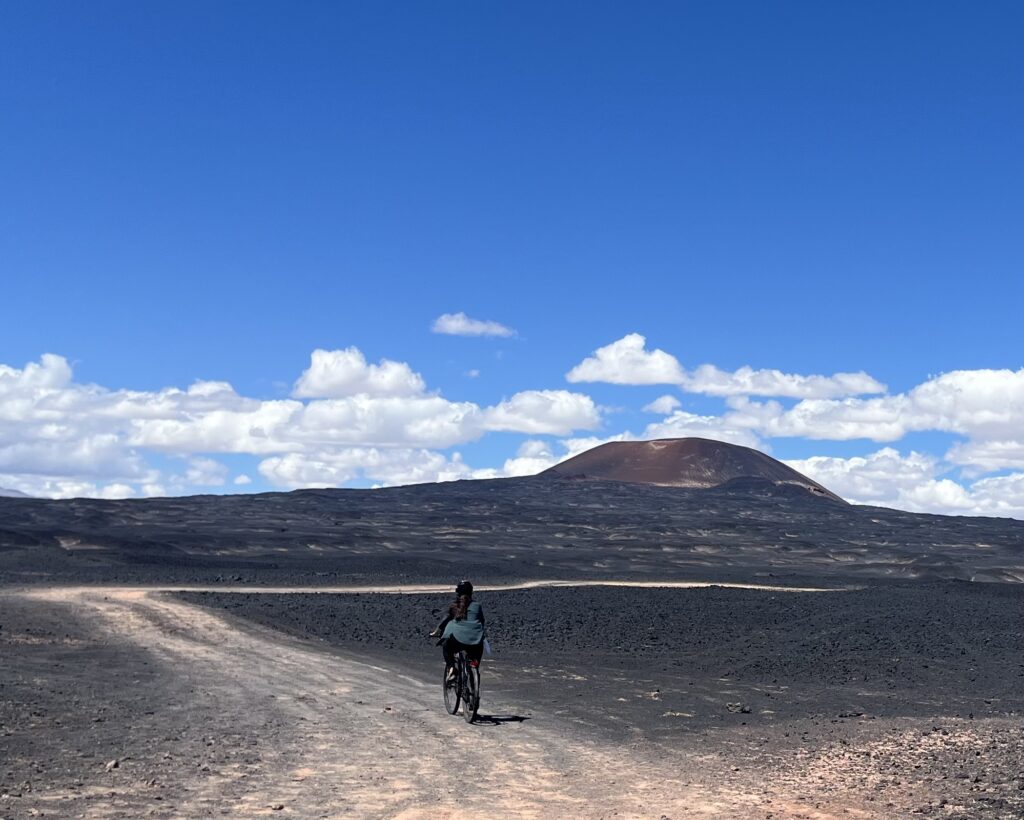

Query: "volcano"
<box><xmin>542</xmin><ymin>437</ymin><xmax>842</xmax><ymax>501</ymax></box>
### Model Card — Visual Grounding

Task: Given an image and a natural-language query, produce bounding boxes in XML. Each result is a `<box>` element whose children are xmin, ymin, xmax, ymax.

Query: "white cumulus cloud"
<box><xmin>567</xmin><ymin>334</ymin><xmax>686</xmax><ymax>385</ymax></box>
<box><xmin>725</xmin><ymin>395</ymin><xmax>914</xmax><ymax>442</ymax></box>
<box><xmin>642</xmin><ymin>410</ymin><xmax>763</xmax><ymax>449</ymax></box>
<box><xmin>0</xmin><ymin>352</ymin><xmax>74</xmax><ymax>393</ymax></box>
<box><xmin>726</xmin><ymin>368</ymin><xmax>1024</xmax><ymax>444</ymax></box>
<box><xmin>0</xmin><ymin>352</ymin><xmax>603</xmax><ymax>498</ymax></box>
<box><xmin>952</xmin><ymin>473</ymin><xmax>1024</xmax><ymax>519</ymax></box>
<box><xmin>293</xmin><ymin>348</ymin><xmax>426</xmax><ymax>399</ymax></box>
<box><xmin>0</xmin><ymin>474</ymin><xmax>154</xmax><ymax>500</ymax></box>
<box><xmin>786</xmin><ymin>448</ymin><xmax>1024</xmax><ymax>518</ymax></box>
<box><xmin>785</xmin><ymin>448</ymin><xmax>939</xmax><ymax>505</ymax></box>
<box><xmin>294</xmin><ymin>394</ymin><xmax>481</xmax><ymax>449</ymax></box>
<box><xmin>185</xmin><ymin>457</ymin><xmax>229</xmax><ymax>487</ymax></box>
<box><xmin>566</xmin><ymin>334</ymin><xmax>885</xmax><ymax>399</ymax></box>
<box><xmin>946</xmin><ymin>439</ymin><xmax>1024</xmax><ymax>474</ymax></box>
<box><xmin>432</xmin><ymin>312</ymin><xmax>516</xmax><ymax>338</ymax></box>
<box><xmin>496</xmin><ymin>439</ymin><xmax>559</xmax><ymax>477</ymax></box>
<box><xmin>259</xmin><ymin>448</ymin><xmax>475</xmax><ymax>488</ymax></box>
<box><xmin>679</xmin><ymin>364</ymin><xmax>885</xmax><ymax>399</ymax></box>
<box><xmin>643</xmin><ymin>395</ymin><xmax>682</xmax><ymax>414</ymax></box>
<box><xmin>482</xmin><ymin>390</ymin><xmax>601</xmax><ymax>436</ymax></box>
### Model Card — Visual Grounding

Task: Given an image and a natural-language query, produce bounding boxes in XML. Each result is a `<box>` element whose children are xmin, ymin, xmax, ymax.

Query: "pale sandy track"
<box><xmin>18</xmin><ymin>586</ymin><xmax>865</xmax><ymax>819</ymax></box>
<box><xmin>26</xmin><ymin>578</ymin><xmax>848</xmax><ymax>597</ymax></box>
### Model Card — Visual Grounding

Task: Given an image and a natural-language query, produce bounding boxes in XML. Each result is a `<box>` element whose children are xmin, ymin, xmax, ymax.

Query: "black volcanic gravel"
<box><xmin>179</xmin><ymin>581</ymin><xmax>1024</xmax><ymax>714</ymax></box>
<box><xmin>177</xmin><ymin>582</ymin><xmax>1024</xmax><ymax>817</ymax></box>
<box><xmin>0</xmin><ymin>595</ymin><xmax>280</xmax><ymax>819</ymax></box>
<box><xmin>176</xmin><ymin>582</ymin><xmax>1024</xmax><ymax>817</ymax></box>
<box><xmin>4</xmin><ymin>473</ymin><xmax>1024</xmax><ymax>817</ymax></box>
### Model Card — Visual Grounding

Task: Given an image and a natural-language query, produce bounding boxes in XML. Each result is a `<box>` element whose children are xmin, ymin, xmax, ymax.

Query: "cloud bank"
<box><xmin>0</xmin><ymin>351</ymin><xmax>599</xmax><ymax>497</ymax></box>
<box><xmin>1</xmin><ymin>339</ymin><xmax>1022</xmax><ymax>519</ymax></box>
<box><xmin>567</xmin><ymin>334</ymin><xmax>886</xmax><ymax>398</ymax></box>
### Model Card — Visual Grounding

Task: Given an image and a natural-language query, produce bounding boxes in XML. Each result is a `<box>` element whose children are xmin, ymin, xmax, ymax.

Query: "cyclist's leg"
<box><xmin>466</xmin><ymin>640</ymin><xmax>483</xmax><ymax>667</ymax></box>
<box><xmin>442</xmin><ymin>636</ymin><xmax>457</xmax><ymax>667</ymax></box>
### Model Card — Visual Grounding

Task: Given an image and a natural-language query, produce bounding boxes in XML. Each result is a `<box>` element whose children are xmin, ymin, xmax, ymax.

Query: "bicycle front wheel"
<box><xmin>463</xmin><ymin>665</ymin><xmax>480</xmax><ymax>724</ymax></box>
<box><xmin>443</xmin><ymin>663</ymin><xmax>460</xmax><ymax>715</ymax></box>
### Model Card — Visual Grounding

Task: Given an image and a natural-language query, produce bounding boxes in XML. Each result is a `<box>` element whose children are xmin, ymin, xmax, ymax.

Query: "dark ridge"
<box><xmin>1</xmin><ymin>475</ymin><xmax>1022</xmax><ymax>586</ymax></box>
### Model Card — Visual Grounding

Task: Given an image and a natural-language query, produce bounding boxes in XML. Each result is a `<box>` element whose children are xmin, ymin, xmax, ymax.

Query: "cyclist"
<box><xmin>430</xmin><ymin>580</ymin><xmax>485</xmax><ymax>669</ymax></box>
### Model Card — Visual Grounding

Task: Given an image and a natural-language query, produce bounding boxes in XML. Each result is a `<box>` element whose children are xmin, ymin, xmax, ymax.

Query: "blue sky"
<box><xmin>2</xmin><ymin>3</ymin><xmax>1023</xmax><ymax>515</ymax></box>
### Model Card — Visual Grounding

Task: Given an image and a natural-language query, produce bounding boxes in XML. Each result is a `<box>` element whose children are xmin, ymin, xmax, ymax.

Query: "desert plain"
<box><xmin>2</xmin><ymin>443</ymin><xmax>1023</xmax><ymax>819</ymax></box>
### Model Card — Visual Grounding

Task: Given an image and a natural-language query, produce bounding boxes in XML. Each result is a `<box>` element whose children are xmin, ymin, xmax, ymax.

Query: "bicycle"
<box><xmin>443</xmin><ymin>649</ymin><xmax>480</xmax><ymax>724</ymax></box>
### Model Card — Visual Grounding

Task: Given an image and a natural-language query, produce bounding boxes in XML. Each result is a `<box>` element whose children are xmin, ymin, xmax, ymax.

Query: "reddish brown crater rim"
<box><xmin>541</xmin><ymin>437</ymin><xmax>844</xmax><ymax>501</ymax></box>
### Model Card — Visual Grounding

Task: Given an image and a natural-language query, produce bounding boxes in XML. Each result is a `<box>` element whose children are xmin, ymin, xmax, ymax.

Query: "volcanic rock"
<box><xmin>542</xmin><ymin>437</ymin><xmax>842</xmax><ymax>501</ymax></box>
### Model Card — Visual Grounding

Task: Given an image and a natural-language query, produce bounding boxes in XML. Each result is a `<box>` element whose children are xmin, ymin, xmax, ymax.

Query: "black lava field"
<box><xmin>3</xmin><ymin>475</ymin><xmax>1024</xmax><ymax>818</ymax></box>
<box><xmin>177</xmin><ymin>581</ymin><xmax>1024</xmax><ymax>817</ymax></box>
<box><xmin>178</xmin><ymin>581</ymin><xmax>1024</xmax><ymax>734</ymax></box>
<box><xmin>1</xmin><ymin>475</ymin><xmax>1023</xmax><ymax>585</ymax></box>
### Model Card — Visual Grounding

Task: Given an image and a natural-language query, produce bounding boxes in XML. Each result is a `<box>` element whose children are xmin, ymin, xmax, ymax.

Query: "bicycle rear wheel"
<box><xmin>462</xmin><ymin>664</ymin><xmax>480</xmax><ymax>723</ymax></box>
<box><xmin>443</xmin><ymin>662</ymin><xmax>460</xmax><ymax>715</ymax></box>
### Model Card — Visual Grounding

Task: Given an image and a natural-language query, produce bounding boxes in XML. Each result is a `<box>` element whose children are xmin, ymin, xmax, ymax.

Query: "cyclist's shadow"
<box><xmin>472</xmin><ymin>713</ymin><xmax>530</xmax><ymax>727</ymax></box>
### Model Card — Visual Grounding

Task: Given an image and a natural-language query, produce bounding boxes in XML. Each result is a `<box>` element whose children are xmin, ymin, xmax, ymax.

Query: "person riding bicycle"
<box><xmin>430</xmin><ymin>580</ymin><xmax>485</xmax><ymax>668</ymax></box>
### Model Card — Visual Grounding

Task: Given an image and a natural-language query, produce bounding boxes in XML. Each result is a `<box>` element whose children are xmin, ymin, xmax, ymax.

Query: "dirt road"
<box><xmin>4</xmin><ymin>585</ymin><xmax>871</xmax><ymax>819</ymax></box>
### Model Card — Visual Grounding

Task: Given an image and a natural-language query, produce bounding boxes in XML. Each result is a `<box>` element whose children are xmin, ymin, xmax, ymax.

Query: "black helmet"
<box><xmin>455</xmin><ymin>579</ymin><xmax>473</xmax><ymax>596</ymax></box>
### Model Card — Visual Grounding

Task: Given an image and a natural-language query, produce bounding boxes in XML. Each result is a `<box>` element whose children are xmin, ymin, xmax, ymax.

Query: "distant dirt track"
<box><xmin>17</xmin><ymin>585</ymin><xmax>870</xmax><ymax>819</ymax></box>
<box><xmin>22</xmin><ymin>578</ymin><xmax>848</xmax><ymax>596</ymax></box>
